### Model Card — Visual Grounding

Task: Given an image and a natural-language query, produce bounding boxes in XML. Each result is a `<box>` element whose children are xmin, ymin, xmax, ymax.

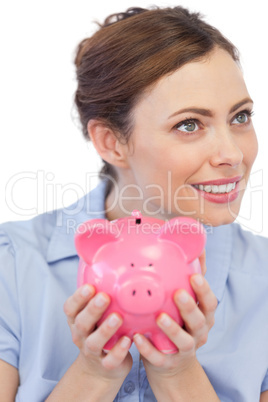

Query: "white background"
<box><xmin>0</xmin><ymin>0</ymin><xmax>267</xmax><ymax>236</ymax></box>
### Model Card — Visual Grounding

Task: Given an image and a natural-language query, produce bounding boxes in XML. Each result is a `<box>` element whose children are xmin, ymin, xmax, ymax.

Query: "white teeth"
<box><xmin>226</xmin><ymin>183</ymin><xmax>234</xmax><ymax>192</ymax></box>
<box><xmin>218</xmin><ymin>184</ymin><xmax>227</xmax><ymax>193</ymax></box>
<box><xmin>212</xmin><ymin>185</ymin><xmax>218</xmax><ymax>193</ymax></box>
<box><xmin>204</xmin><ymin>185</ymin><xmax>211</xmax><ymax>192</ymax></box>
<box><xmin>193</xmin><ymin>182</ymin><xmax>236</xmax><ymax>194</ymax></box>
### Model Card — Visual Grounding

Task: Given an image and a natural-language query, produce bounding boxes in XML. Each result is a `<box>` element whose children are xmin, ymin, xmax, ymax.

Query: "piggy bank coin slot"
<box><xmin>131</xmin><ymin>209</ymin><xmax>142</xmax><ymax>224</ymax></box>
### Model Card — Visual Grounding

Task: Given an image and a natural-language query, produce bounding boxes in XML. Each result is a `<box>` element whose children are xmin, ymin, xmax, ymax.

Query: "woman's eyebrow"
<box><xmin>229</xmin><ymin>98</ymin><xmax>254</xmax><ymax>113</ymax></box>
<box><xmin>168</xmin><ymin>97</ymin><xmax>254</xmax><ymax>119</ymax></box>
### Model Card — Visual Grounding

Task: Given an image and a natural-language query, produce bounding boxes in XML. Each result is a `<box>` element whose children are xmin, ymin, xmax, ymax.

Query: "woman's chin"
<box><xmin>197</xmin><ymin>212</ymin><xmax>239</xmax><ymax>227</ymax></box>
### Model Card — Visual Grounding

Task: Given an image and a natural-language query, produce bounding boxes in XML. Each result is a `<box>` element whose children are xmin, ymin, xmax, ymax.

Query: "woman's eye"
<box><xmin>174</xmin><ymin>119</ymin><xmax>199</xmax><ymax>133</ymax></box>
<box><xmin>232</xmin><ymin>110</ymin><xmax>253</xmax><ymax>125</ymax></box>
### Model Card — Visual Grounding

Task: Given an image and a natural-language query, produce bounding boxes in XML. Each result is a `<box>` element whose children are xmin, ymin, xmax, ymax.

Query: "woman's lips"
<box><xmin>190</xmin><ymin>176</ymin><xmax>242</xmax><ymax>204</ymax></box>
<box><xmin>191</xmin><ymin>175</ymin><xmax>242</xmax><ymax>186</ymax></box>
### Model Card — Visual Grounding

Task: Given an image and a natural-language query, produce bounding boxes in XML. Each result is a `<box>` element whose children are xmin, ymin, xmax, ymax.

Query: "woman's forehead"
<box><xmin>133</xmin><ymin>48</ymin><xmax>248</xmax><ymax>116</ymax></box>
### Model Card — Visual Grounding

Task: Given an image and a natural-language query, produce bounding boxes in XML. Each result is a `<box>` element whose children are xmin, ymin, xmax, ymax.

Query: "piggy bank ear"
<box><xmin>75</xmin><ymin>219</ymin><xmax>119</xmax><ymax>264</ymax></box>
<box><xmin>159</xmin><ymin>217</ymin><xmax>206</xmax><ymax>263</ymax></box>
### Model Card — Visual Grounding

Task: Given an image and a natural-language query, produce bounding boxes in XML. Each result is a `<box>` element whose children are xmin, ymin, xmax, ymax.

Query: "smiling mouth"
<box><xmin>192</xmin><ymin>182</ymin><xmax>237</xmax><ymax>194</ymax></box>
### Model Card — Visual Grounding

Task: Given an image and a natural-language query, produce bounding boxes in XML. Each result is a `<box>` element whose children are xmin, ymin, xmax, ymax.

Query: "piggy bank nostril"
<box><xmin>132</xmin><ymin>289</ymin><xmax>152</xmax><ymax>296</ymax></box>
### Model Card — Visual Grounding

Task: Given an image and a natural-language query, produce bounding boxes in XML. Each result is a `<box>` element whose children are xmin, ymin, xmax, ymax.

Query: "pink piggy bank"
<box><xmin>75</xmin><ymin>211</ymin><xmax>206</xmax><ymax>354</ymax></box>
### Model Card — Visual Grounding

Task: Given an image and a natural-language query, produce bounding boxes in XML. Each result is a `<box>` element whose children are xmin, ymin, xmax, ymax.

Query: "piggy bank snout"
<box><xmin>116</xmin><ymin>274</ymin><xmax>165</xmax><ymax>314</ymax></box>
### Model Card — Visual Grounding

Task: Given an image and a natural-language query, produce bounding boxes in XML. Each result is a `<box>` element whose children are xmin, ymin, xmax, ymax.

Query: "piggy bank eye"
<box><xmin>148</xmin><ymin>263</ymin><xmax>153</xmax><ymax>267</ymax></box>
<box><xmin>131</xmin><ymin>263</ymin><xmax>135</xmax><ymax>267</ymax></box>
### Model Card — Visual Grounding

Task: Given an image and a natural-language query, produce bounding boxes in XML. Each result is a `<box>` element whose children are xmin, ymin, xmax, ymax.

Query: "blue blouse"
<box><xmin>0</xmin><ymin>180</ymin><xmax>268</xmax><ymax>401</ymax></box>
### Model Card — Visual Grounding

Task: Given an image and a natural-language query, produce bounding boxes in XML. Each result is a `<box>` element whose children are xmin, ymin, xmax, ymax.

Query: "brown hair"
<box><xmin>74</xmin><ymin>6</ymin><xmax>239</xmax><ymax>180</ymax></box>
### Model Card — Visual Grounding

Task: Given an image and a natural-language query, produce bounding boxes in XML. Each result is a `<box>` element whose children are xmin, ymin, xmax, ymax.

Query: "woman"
<box><xmin>0</xmin><ymin>6</ymin><xmax>268</xmax><ymax>401</ymax></box>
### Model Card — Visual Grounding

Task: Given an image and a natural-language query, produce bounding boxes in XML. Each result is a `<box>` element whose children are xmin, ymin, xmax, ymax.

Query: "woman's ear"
<box><xmin>87</xmin><ymin>119</ymin><xmax>129</xmax><ymax>169</ymax></box>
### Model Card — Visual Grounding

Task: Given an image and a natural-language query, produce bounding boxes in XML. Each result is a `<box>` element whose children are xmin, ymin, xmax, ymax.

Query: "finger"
<box><xmin>73</xmin><ymin>292</ymin><xmax>111</xmax><ymax>340</ymax></box>
<box><xmin>85</xmin><ymin>313</ymin><xmax>123</xmax><ymax>357</ymax></box>
<box><xmin>174</xmin><ymin>290</ymin><xmax>208</xmax><ymax>347</ymax></box>
<box><xmin>63</xmin><ymin>284</ymin><xmax>95</xmax><ymax>325</ymax></box>
<box><xmin>199</xmin><ymin>249</ymin><xmax>206</xmax><ymax>276</ymax></box>
<box><xmin>190</xmin><ymin>274</ymin><xmax>218</xmax><ymax>328</ymax></box>
<box><xmin>102</xmin><ymin>336</ymin><xmax>132</xmax><ymax>370</ymax></box>
<box><xmin>133</xmin><ymin>334</ymin><xmax>167</xmax><ymax>367</ymax></box>
<box><xmin>156</xmin><ymin>314</ymin><xmax>195</xmax><ymax>354</ymax></box>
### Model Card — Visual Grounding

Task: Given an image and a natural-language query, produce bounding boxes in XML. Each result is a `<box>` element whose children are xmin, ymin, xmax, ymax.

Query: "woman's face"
<box><xmin>119</xmin><ymin>48</ymin><xmax>258</xmax><ymax>226</ymax></box>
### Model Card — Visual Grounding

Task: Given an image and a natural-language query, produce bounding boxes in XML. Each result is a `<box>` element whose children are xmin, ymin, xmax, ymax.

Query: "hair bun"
<box><xmin>102</xmin><ymin>7</ymin><xmax>149</xmax><ymax>27</ymax></box>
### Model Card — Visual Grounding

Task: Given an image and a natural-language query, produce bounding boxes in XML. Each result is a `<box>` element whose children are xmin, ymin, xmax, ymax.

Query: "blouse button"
<box><xmin>124</xmin><ymin>380</ymin><xmax>135</xmax><ymax>394</ymax></box>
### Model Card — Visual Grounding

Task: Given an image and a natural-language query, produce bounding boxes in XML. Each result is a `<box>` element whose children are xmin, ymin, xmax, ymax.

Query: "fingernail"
<box><xmin>133</xmin><ymin>334</ymin><xmax>143</xmax><ymax>345</ymax></box>
<box><xmin>94</xmin><ymin>293</ymin><xmax>107</xmax><ymax>307</ymax></box>
<box><xmin>159</xmin><ymin>313</ymin><xmax>171</xmax><ymax>327</ymax></box>
<box><xmin>177</xmin><ymin>290</ymin><xmax>189</xmax><ymax>304</ymax></box>
<box><xmin>193</xmin><ymin>275</ymin><xmax>204</xmax><ymax>286</ymax></box>
<box><xmin>108</xmin><ymin>313</ymin><xmax>120</xmax><ymax>327</ymax></box>
<box><xmin>121</xmin><ymin>337</ymin><xmax>131</xmax><ymax>349</ymax></box>
<box><xmin>80</xmin><ymin>285</ymin><xmax>91</xmax><ymax>297</ymax></box>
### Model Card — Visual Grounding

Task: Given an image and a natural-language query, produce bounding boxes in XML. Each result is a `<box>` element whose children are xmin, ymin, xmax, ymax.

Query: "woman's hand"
<box><xmin>63</xmin><ymin>285</ymin><xmax>133</xmax><ymax>381</ymax></box>
<box><xmin>133</xmin><ymin>250</ymin><xmax>218</xmax><ymax>398</ymax></box>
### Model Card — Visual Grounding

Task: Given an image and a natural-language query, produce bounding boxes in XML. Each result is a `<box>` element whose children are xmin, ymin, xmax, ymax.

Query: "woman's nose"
<box><xmin>209</xmin><ymin>129</ymin><xmax>243</xmax><ymax>168</ymax></box>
